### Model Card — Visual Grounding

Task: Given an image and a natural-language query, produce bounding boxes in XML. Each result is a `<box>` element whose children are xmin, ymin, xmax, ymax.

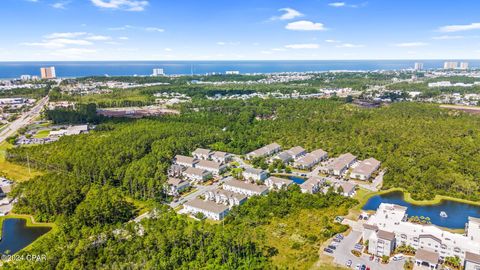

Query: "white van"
<box><xmin>392</xmin><ymin>254</ymin><xmax>405</xmax><ymax>261</ymax></box>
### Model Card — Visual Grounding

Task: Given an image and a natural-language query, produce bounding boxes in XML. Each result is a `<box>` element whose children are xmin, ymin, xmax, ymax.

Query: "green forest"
<box><xmin>5</xmin><ymin>97</ymin><xmax>480</xmax><ymax>268</ymax></box>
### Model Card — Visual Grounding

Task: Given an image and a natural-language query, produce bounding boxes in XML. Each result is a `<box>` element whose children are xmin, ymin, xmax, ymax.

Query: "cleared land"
<box><xmin>0</xmin><ymin>142</ymin><xmax>42</xmax><ymax>182</ymax></box>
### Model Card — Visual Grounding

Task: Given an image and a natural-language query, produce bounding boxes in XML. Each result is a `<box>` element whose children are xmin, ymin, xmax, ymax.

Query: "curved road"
<box><xmin>0</xmin><ymin>96</ymin><xmax>49</xmax><ymax>143</ymax></box>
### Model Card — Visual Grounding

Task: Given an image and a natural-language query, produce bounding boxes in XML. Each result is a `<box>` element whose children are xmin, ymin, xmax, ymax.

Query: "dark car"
<box><xmin>332</xmin><ymin>238</ymin><xmax>341</xmax><ymax>243</ymax></box>
<box><xmin>361</xmin><ymin>265</ymin><xmax>366</xmax><ymax>270</ymax></box>
<box><xmin>323</xmin><ymin>248</ymin><xmax>334</xmax><ymax>254</ymax></box>
<box><xmin>327</xmin><ymin>245</ymin><xmax>337</xmax><ymax>250</ymax></box>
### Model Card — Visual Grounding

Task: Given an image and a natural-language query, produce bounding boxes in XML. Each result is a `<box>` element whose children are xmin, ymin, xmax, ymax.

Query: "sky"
<box><xmin>1</xmin><ymin>0</ymin><xmax>480</xmax><ymax>61</ymax></box>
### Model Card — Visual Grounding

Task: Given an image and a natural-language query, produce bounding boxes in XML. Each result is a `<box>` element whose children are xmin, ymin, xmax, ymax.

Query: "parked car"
<box><xmin>332</xmin><ymin>238</ymin><xmax>341</xmax><ymax>243</ymax></box>
<box><xmin>336</xmin><ymin>233</ymin><xmax>344</xmax><ymax>239</ymax></box>
<box><xmin>323</xmin><ymin>248</ymin><xmax>334</xmax><ymax>254</ymax></box>
<box><xmin>360</xmin><ymin>265</ymin><xmax>366</xmax><ymax>270</ymax></box>
<box><xmin>346</xmin><ymin>260</ymin><xmax>352</xmax><ymax>267</ymax></box>
<box><xmin>355</xmin><ymin>264</ymin><xmax>361</xmax><ymax>270</ymax></box>
<box><xmin>392</xmin><ymin>254</ymin><xmax>405</xmax><ymax>261</ymax></box>
<box><xmin>327</xmin><ymin>245</ymin><xmax>337</xmax><ymax>250</ymax></box>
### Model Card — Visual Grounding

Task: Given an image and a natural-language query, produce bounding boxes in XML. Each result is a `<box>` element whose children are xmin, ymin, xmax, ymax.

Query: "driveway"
<box><xmin>327</xmin><ymin>230</ymin><xmax>405</xmax><ymax>270</ymax></box>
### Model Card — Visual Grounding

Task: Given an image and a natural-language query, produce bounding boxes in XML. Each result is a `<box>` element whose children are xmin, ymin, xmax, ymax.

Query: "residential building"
<box><xmin>204</xmin><ymin>188</ymin><xmax>247</xmax><ymax>206</ymax></box>
<box><xmin>226</xmin><ymin>71</ymin><xmax>240</xmax><ymax>75</ymax></box>
<box><xmin>460</xmin><ymin>62</ymin><xmax>470</xmax><ymax>70</ymax></box>
<box><xmin>286</xmin><ymin>146</ymin><xmax>306</xmax><ymax>160</ymax></box>
<box><xmin>183</xmin><ymin>167</ymin><xmax>212</xmax><ymax>183</ymax></box>
<box><xmin>222</xmin><ymin>178</ymin><xmax>269</xmax><ymax>197</ymax></box>
<box><xmin>414</xmin><ymin>249</ymin><xmax>440</xmax><ymax>269</ymax></box>
<box><xmin>299</xmin><ymin>176</ymin><xmax>325</xmax><ymax>194</ymax></box>
<box><xmin>365</xmin><ymin>225</ymin><xmax>396</xmax><ymax>257</ymax></box>
<box><xmin>174</xmin><ymin>155</ymin><xmax>198</xmax><ymax>168</ymax></box>
<box><xmin>168</xmin><ymin>164</ymin><xmax>184</xmax><ymax>178</ymax></box>
<box><xmin>20</xmin><ymin>75</ymin><xmax>31</xmax><ymax>81</ymax></box>
<box><xmin>242</xmin><ymin>167</ymin><xmax>268</xmax><ymax>182</ymax></box>
<box><xmin>211</xmin><ymin>151</ymin><xmax>233</xmax><ymax>164</ymax></box>
<box><xmin>350</xmin><ymin>158</ymin><xmax>381</xmax><ymax>180</ymax></box>
<box><xmin>465</xmin><ymin>252</ymin><xmax>480</xmax><ymax>270</ymax></box>
<box><xmin>335</xmin><ymin>181</ymin><xmax>356</xmax><ymax>197</ymax></box>
<box><xmin>265</xmin><ymin>176</ymin><xmax>293</xmax><ymax>190</ymax></box>
<box><xmin>183</xmin><ymin>198</ymin><xmax>229</xmax><ymax>220</ymax></box>
<box><xmin>414</xmin><ymin>62</ymin><xmax>424</xmax><ymax>71</ymax></box>
<box><xmin>195</xmin><ymin>159</ymin><xmax>227</xmax><ymax>175</ymax></box>
<box><xmin>166</xmin><ymin>178</ymin><xmax>190</xmax><ymax>196</ymax></box>
<box><xmin>40</xmin><ymin>66</ymin><xmax>56</xmax><ymax>79</ymax></box>
<box><xmin>326</xmin><ymin>153</ymin><xmax>357</xmax><ymax>176</ymax></box>
<box><xmin>294</xmin><ymin>149</ymin><xmax>328</xmax><ymax>170</ymax></box>
<box><xmin>363</xmin><ymin>203</ymin><xmax>480</xmax><ymax>266</ymax></box>
<box><xmin>246</xmin><ymin>143</ymin><xmax>282</xmax><ymax>159</ymax></box>
<box><xmin>192</xmin><ymin>148</ymin><xmax>213</xmax><ymax>160</ymax></box>
<box><xmin>152</xmin><ymin>68</ymin><xmax>165</xmax><ymax>76</ymax></box>
<box><xmin>270</xmin><ymin>151</ymin><xmax>293</xmax><ymax>164</ymax></box>
<box><xmin>444</xmin><ymin>61</ymin><xmax>458</xmax><ymax>70</ymax></box>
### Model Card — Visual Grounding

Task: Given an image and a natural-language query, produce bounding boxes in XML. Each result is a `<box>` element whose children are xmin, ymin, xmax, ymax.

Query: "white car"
<box><xmin>392</xmin><ymin>254</ymin><xmax>405</xmax><ymax>261</ymax></box>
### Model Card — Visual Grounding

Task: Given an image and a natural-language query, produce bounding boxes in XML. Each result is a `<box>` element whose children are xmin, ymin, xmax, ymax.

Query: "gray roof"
<box><xmin>266</xmin><ymin>176</ymin><xmax>293</xmax><ymax>186</ymax></box>
<box><xmin>310</xmin><ymin>149</ymin><xmax>327</xmax><ymax>158</ymax></box>
<box><xmin>363</xmin><ymin>224</ymin><xmax>378</xmax><ymax>230</ymax></box>
<box><xmin>377</xmin><ymin>230</ymin><xmax>395</xmax><ymax>241</ymax></box>
<box><xmin>338</xmin><ymin>181</ymin><xmax>356</xmax><ymax>193</ymax></box>
<box><xmin>196</xmin><ymin>159</ymin><xmax>224</xmax><ymax>170</ymax></box>
<box><xmin>300</xmin><ymin>176</ymin><xmax>324</xmax><ymax>190</ymax></box>
<box><xmin>419</xmin><ymin>234</ymin><xmax>442</xmax><ymax>244</ymax></box>
<box><xmin>212</xmin><ymin>189</ymin><xmax>247</xmax><ymax>201</ymax></box>
<box><xmin>193</xmin><ymin>148</ymin><xmax>212</xmax><ymax>156</ymax></box>
<box><xmin>287</xmin><ymin>146</ymin><xmax>305</xmax><ymax>156</ymax></box>
<box><xmin>469</xmin><ymin>216</ymin><xmax>480</xmax><ymax>224</ymax></box>
<box><xmin>244</xmin><ymin>167</ymin><xmax>266</xmax><ymax>175</ymax></box>
<box><xmin>167</xmin><ymin>177</ymin><xmax>187</xmax><ymax>187</ymax></box>
<box><xmin>274</xmin><ymin>151</ymin><xmax>293</xmax><ymax>162</ymax></box>
<box><xmin>223</xmin><ymin>178</ymin><xmax>269</xmax><ymax>193</ymax></box>
<box><xmin>465</xmin><ymin>252</ymin><xmax>480</xmax><ymax>264</ymax></box>
<box><xmin>184</xmin><ymin>167</ymin><xmax>210</xmax><ymax>176</ymax></box>
<box><xmin>352</xmin><ymin>158</ymin><xmax>381</xmax><ymax>175</ymax></box>
<box><xmin>415</xmin><ymin>249</ymin><xmax>439</xmax><ymax>265</ymax></box>
<box><xmin>328</xmin><ymin>153</ymin><xmax>357</xmax><ymax>171</ymax></box>
<box><xmin>175</xmin><ymin>155</ymin><xmax>197</xmax><ymax>165</ymax></box>
<box><xmin>248</xmin><ymin>143</ymin><xmax>281</xmax><ymax>157</ymax></box>
<box><xmin>184</xmin><ymin>198</ymin><xmax>229</xmax><ymax>214</ymax></box>
<box><xmin>211</xmin><ymin>151</ymin><xmax>231</xmax><ymax>158</ymax></box>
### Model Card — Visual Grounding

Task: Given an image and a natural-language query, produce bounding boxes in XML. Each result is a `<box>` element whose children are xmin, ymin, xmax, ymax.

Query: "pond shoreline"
<box><xmin>361</xmin><ymin>187</ymin><xmax>480</xmax><ymax>207</ymax></box>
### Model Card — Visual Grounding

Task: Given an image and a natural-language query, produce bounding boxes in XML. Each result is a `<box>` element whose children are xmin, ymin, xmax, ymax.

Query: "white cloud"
<box><xmin>51</xmin><ymin>1</ymin><xmax>70</xmax><ymax>9</ymax></box>
<box><xmin>108</xmin><ymin>25</ymin><xmax>164</xmax><ymax>32</ymax></box>
<box><xmin>394</xmin><ymin>42</ymin><xmax>428</xmax><ymax>47</ymax></box>
<box><xmin>44</xmin><ymin>32</ymin><xmax>87</xmax><ymax>39</ymax></box>
<box><xmin>325</xmin><ymin>39</ymin><xmax>341</xmax><ymax>43</ymax></box>
<box><xmin>285</xmin><ymin>43</ymin><xmax>320</xmax><ymax>49</ymax></box>
<box><xmin>164</xmin><ymin>48</ymin><xmax>173</xmax><ymax>52</ymax></box>
<box><xmin>22</xmin><ymin>38</ymin><xmax>93</xmax><ymax>49</ymax></box>
<box><xmin>286</xmin><ymin>20</ymin><xmax>327</xmax><ymax>31</ymax></box>
<box><xmin>336</xmin><ymin>43</ymin><xmax>364</xmax><ymax>48</ymax></box>
<box><xmin>438</xmin><ymin>22</ymin><xmax>480</xmax><ymax>33</ymax></box>
<box><xmin>90</xmin><ymin>0</ymin><xmax>149</xmax><ymax>12</ymax></box>
<box><xmin>271</xmin><ymin>48</ymin><xmax>287</xmax><ymax>51</ymax></box>
<box><xmin>432</xmin><ymin>35</ymin><xmax>465</xmax><ymax>40</ymax></box>
<box><xmin>119</xmin><ymin>36</ymin><xmax>129</xmax><ymax>40</ymax></box>
<box><xmin>216</xmin><ymin>41</ymin><xmax>239</xmax><ymax>46</ymax></box>
<box><xmin>271</xmin><ymin>8</ymin><xmax>303</xmax><ymax>21</ymax></box>
<box><xmin>86</xmin><ymin>35</ymin><xmax>112</xmax><ymax>41</ymax></box>
<box><xmin>329</xmin><ymin>2</ymin><xmax>346</xmax><ymax>7</ymax></box>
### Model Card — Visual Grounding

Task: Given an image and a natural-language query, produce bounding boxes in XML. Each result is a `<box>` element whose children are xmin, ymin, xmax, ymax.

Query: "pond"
<box><xmin>287</xmin><ymin>176</ymin><xmax>306</xmax><ymax>184</ymax></box>
<box><xmin>362</xmin><ymin>191</ymin><xmax>480</xmax><ymax>229</ymax></box>
<box><xmin>0</xmin><ymin>218</ymin><xmax>51</xmax><ymax>255</ymax></box>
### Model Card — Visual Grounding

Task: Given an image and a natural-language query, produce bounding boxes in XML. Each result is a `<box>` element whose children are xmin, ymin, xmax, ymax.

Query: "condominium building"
<box><xmin>299</xmin><ymin>176</ymin><xmax>325</xmax><ymax>194</ymax></box>
<box><xmin>363</xmin><ymin>203</ymin><xmax>480</xmax><ymax>269</ymax></box>
<box><xmin>165</xmin><ymin>178</ymin><xmax>190</xmax><ymax>196</ymax></box>
<box><xmin>195</xmin><ymin>159</ymin><xmax>227</xmax><ymax>175</ymax></box>
<box><xmin>40</xmin><ymin>66</ymin><xmax>56</xmax><ymax>79</ymax></box>
<box><xmin>294</xmin><ymin>149</ymin><xmax>328</xmax><ymax>170</ymax></box>
<box><xmin>246</xmin><ymin>143</ymin><xmax>282</xmax><ymax>160</ymax></box>
<box><xmin>152</xmin><ymin>68</ymin><xmax>165</xmax><ymax>76</ymax></box>
<box><xmin>182</xmin><ymin>167</ymin><xmax>212</xmax><ymax>183</ymax></box>
<box><xmin>204</xmin><ymin>188</ymin><xmax>247</xmax><ymax>206</ymax></box>
<box><xmin>350</xmin><ymin>158</ymin><xmax>381</xmax><ymax>180</ymax></box>
<box><xmin>326</xmin><ymin>153</ymin><xmax>357</xmax><ymax>176</ymax></box>
<box><xmin>183</xmin><ymin>198</ymin><xmax>229</xmax><ymax>220</ymax></box>
<box><xmin>444</xmin><ymin>61</ymin><xmax>458</xmax><ymax>70</ymax></box>
<box><xmin>414</xmin><ymin>62</ymin><xmax>424</xmax><ymax>71</ymax></box>
<box><xmin>210</xmin><ymin>151</ymin><xmax>233</xmax><ymax>164</ymax></box>
<box><xmin>222</xmin><ymin>178</ymin><xmax>269</xmax><ymax>197</ymax></box>
<box><xmin>174</xmin><ymin>155</ymin><xmax>198</xmax><ymax>168</ymax></box>
<box><xmin>192</xmin><ymin>148</ymin><xmax>213</xmax><ymax>160</ymax></box>
<box><xmin>460</xmin><ymin>62</ymin><xmax>469</xmax><ymax>70</ymax></box>
<box><xmin>242</xmin><ymin>167</ymin><xmax>268</xmax><ymax>182</ymax></box>
<box><xmin>264</xmin><ymin>176</ymin><xmax>293</xmax><ymax>190</ymax></box>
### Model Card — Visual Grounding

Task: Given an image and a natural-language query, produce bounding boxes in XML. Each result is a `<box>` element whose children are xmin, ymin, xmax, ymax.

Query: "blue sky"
<box><xmin>1</xmin><ymin>0</ymin><xmax>480</xmax><ymax>61</ymax></box>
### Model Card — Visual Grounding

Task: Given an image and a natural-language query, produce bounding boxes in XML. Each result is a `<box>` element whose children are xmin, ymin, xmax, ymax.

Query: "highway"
<box><xmin>0</xmin><ymin>96</ymin><xmax>49</xmax><ymax>143</ymax></box>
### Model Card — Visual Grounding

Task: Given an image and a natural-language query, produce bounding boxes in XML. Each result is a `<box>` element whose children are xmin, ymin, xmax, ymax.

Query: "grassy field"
<box><xmin>33</xmin><ymin>129</ymin><xmax>50</xmax><ymax>139</ymax></box>
<box><xmin>257</xmin><ymin>207</ymin><xmax>350</xmax><ymax>270</ymax></box>
<box><xmin>0</xmin><ymin>142</ymin><xmax>43</xmax><ymax>182</ymax></box>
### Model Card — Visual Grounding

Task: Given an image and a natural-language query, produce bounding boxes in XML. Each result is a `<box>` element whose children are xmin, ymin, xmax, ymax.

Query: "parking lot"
<box><xmin>324</xmin><ymin>230</ymin><xmax>406</xmax><ymax>270</ymax></box>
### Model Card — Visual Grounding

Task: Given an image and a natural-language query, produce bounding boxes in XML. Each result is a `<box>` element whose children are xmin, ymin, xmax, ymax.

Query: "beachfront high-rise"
<box><xmin>443</xmin><ymin>61</ymin><xmax>458</xmax><ymax>70</ymax></box>
<box><xmin>40</xmin><ymin>67</ymin><xmax>56</xmax><ymax>79</ymax></box>
<box><xmin>414</xmin><ymin>62</ymin><xmax>424</xmax><ymax>71</ymax></box>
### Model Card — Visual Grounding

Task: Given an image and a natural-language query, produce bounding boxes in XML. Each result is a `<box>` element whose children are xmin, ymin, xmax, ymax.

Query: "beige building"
<box><xmin>183</xmin><ymin>198</ymin><xmax>229</xmax><ymax>220</ymax></box>
<box><xmin>40</xmin><ymin>66</ymin><xmax>56</xmax><ymax>79</ymax></box>
<box><xmin>350</xmin><ymin>158</ymin><xmax>381</xmax><ymax>180</ymax></box>
<box><xmin>222</xmin><ymin>178</ymin><xmax>269</xmax><ymax>197</ymax></box>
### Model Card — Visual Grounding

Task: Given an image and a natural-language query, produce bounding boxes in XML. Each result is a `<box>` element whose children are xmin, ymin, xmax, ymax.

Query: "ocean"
<box><xmin>0</xmin><ymin>60</ymin><xmax>479</xmax><ymax>79</ymax></box>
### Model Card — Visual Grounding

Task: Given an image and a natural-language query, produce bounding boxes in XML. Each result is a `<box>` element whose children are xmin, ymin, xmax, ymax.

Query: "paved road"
<box><xmin>328</xmin><ymin>230</ymin><xmax>405</xmax><ymax>270</ymax></box>
<box><xmin>0</xmin><ymin>96</ymin><xmax>49</xmax><ymax>143</ymax></box>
